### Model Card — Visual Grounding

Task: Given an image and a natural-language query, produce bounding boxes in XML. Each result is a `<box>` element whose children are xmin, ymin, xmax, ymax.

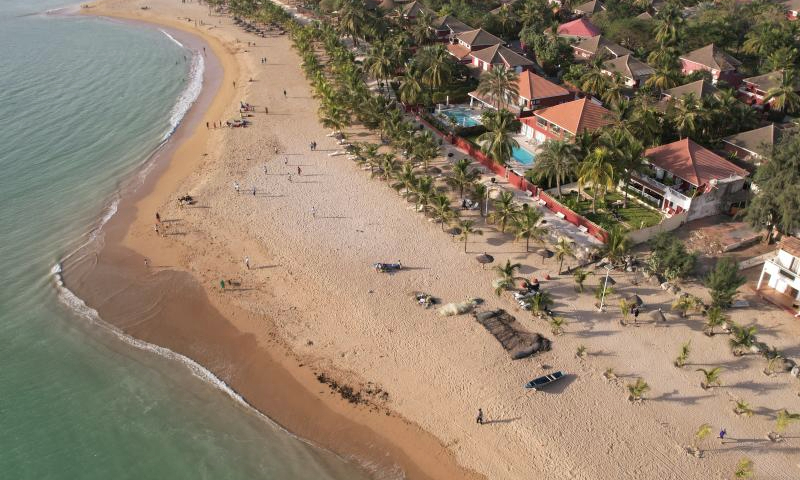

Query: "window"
<box><xmin>536</xmin><ymin>118</ymin><xmax>547</xmax><ymax>128</ymax></box>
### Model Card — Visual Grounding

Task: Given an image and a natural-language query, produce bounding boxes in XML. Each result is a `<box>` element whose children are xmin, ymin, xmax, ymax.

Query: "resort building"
<box><xmin>556</xmin><ymin>18</ymin><xmax>601</xmax><ymax>40</ymax></box>
<box><xmin>661</xmin><ymin>79</ymin><xmax>719</xmax><ymax>102</ymax></box>
<box><xmin>721</xmin><ymin>124</ymin><xmax>781</xmax><ymax>168</ymax></box>
<box><xmin>572</xmin><ymin>35</ymin><xmax>631</xmax><ymax>60</ymax></box>
<box><xmin>629</xmin><ymin>139</ymin><xmax>750</xmax><ymax>220</ymax></box>
<box><xmin>738</xmin><ymin>70</ymin><xmax>798</xmax><ymax>106</ymax></box>
<box><xmin>400</xmin><ymin>1</ymin><xmax>432</xmax><ymax>19</ymax></box>
<box><xmin>431</xmin><ymin>15</ymin><xmax>473</xmax><ymax>40</ymax></box>
<box><xmin>447</xmin><ymin>28</ymin><xmax>503</xmax><ymax>62</ymax></box>
<box><xmin>573</xmin><ymin>0</ymin><xmax>605</xmax><ymax>16</ymax></box>
<box><xmin>756</xmin><ymin>236</ymin><xmax>800</xmax><ymax>312</ymax></box>
<box><xmin>679</xmin><ymin>44</ymin><xmax>741</xmax><ymax>85</ymax></box>
<box><xmin>468</xmin><ymin>70</ymin><xmax>573</xmax><ymax>114</ymax></box>
<box><xmin>519</xmin><ymin>97</ymin><xmax>613</xmax><ymax>143</ymax></box>
<box><xmin>468</xmin><ymin>44</ymin><xmax>534</xmax><ymax>73</ymax></box>
<box><xmin>601</xmin><ymin>54</ymin><xmax>654</xmax><ymax>87</ymax></box>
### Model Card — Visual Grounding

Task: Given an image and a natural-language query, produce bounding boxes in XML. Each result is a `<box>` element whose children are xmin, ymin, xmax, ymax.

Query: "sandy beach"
<box><xmin>68</xmin><ymin>0</ymin><xmax>800</xmax><ymax>478</ymax></box>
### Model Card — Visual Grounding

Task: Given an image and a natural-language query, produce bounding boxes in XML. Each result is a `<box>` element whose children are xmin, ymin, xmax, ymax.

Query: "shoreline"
<box><xmin>67</xmin><ymin>2</ymin><xmax>483</xmax><ymax>479</ymax></box>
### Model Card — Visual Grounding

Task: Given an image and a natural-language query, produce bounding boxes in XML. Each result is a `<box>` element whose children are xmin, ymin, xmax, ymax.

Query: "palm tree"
<box><xmin>477</xmin><ymin>109</ymin><xmax>518</xmax><ymax>167</ymax></box>
<box><xmin>733</xmin><ymin>458</ymin><xmax>753</xmax><ymax>479</ymax></box>
<box><xmin>675</xmin><ymin>341</ymin><xmax>691</xmax><ymax>368</ymax></box>
<box><xmin>703</xmin><ymin>306</ymin><xmax>727</xmax><ymax>336</ymax></box>
<box><xmin>365</xmin><ymin>41</ymin><xmax>395</xmax><ymax>89</ymax></box>
<box><xmin>601</xmin><ymin>227</ymin><xmax>631</xmax><ymax>266</ymax></box>
<box><xmin>446</xmin><ymin>158</ymin><xmax>478</xmax><ymax>199</ymax></box>
<box><xmin>476</xmin><ymin>65</ymin><xmax>520</xmax><ymax>111</ymax></box>
<box><xmin>764</xmin><ymin>69</ymin><xmax>800</xmax><ymax>115</ymax></box>
<box><xmin>494</xmin><ymin>259</ymin><xmax>522</xmax><ymax>295</ymax></box>
<box><xmin>336</xmin><ymin>0</ymin><xmax>368</xmax><ymax>47</ymax></box>
<box><xmin>696</xmin><ymin>367</ymin><xmax>724</xmax><ymax>389</ymax></box>
<box><xmin>733</xmin><ymin>399</ymin><xmax>754</xmax><ymax>417</ymax></box>
<box><xmin>775</xmin><ymin>410</ymin><xmax>800</xmax><ymax>433</ymax></box>
<box><xmin>671</xmin><ymin>295</ymin><xmax>699</xmax><ymax>318</ymax></box>
<box><xmin>458</xmin><ymin>219</ymin><xmax>482</xmax><ymax>253</ymax></box>
<box><xmin>319</xmin><ymin>102</ymin><xmax>349</xmax><ymax>135</ymax></box>
<box><xmin>530</xmin><ymin>290</ymin><xmax>554</xmax><ymax>316</ymax></box>
<box><xmin>573</xmin><ymin>268</ymin><xmax>589</xmax><ymax>292</ymax></box>
<box><xmin>409</xmin><ymin>10</ymin><xmax>434</xmax><ymax>46</ymax></box>
<box><xmin>430</xmin><ymin>194</ymin><xmax>456</xmax><ymax>230</ymax></box>
<box><xmin>418</xmin><ymin>44</ymin><xmax>453</xmax><ymax>95</ymax></box>
<box><xmin>670</xmin><ymin>93</ymin><xmax>707</xmax><ymax>140</ymax></box>
<box><xmin>578</xmin><ymin>146</ymin><xmax>616</xmax><ymax>214</ymax></box>
<box><xmin>392</xmin><ymin>162</ymin><xmax>418</xmax><ymax>197</ymax></box>
<box><xmin>729</xmin><ymin>324</ymin><xmax>758</xmax><ymax>356</ymax></box>
<box><xmin>526</xmin><ymin>139</ymin><xmax>579</xmax><ymax>197</ymax></box>
<box><xmin>604</xmin><ymin>130</ymin><xmax>645</xmax><ymax>208</ymax></box>
<box><xmin>488</xmin><ymin>191</ymin><xmax>518</xmax><ymax>233</ymax></box>
<box><xmin>627</xmin><ymin>378</ymin><xmax>650</xmax><ymax>402</ymax></box>
<box><xmin>765</xmin><ymin>47</ymin><xmax>798</xmax><ymax>73</ymax></box>
<box><xmin>554</xmin><ymin>237</ymin><xmax>574</xmax><ymax>275</ymax></box>
<box><xmin>549</xmin><ymin>316</ymin><xmax>566</xmax><ymax>335</ymax></box>
<box><xmin>412</xmin><ymin>130</ymin><xmax>440</xmax><ymax>172</ymax></box>
<box><xmin>513</xmin><ymin>207</ymin><xmax>546</xmax><ymax>252</ymax></box>
<box><xmin>380</xmin><ymin>154</ymin><xmax>401</xmax><ymax>182</ymax></box>
<box><xmin>398</xmin><ymin>67</ymin><xmax>424</xmax><ymax>107</ymax></box>
<box><xmin>645</xmin><ymin>65</ymin><xmax>679</xmax><ymax>91</ymax></box>
<box><xmin>763</xmin><ymin>346</ymin><xmax>785</xmax><ymax>376</ymax></box>
<box><xmin>619</xmin><ymin>298</ymin><xmax>632</xmax><ymax>325</ymax></box>
<box><xmin>472</xmin><ymin>182</ymin><xmax>489</xmax><ymax>217</ymax></box>
<box><xmin>413</xmin><ymin>175</ymin><xmax>435</xmax><ymax>212</ymax></box>
<box><xmin>690</xmin><ymin>423</ymin><xmax>712</xmax><ymax>454</ymax></box>
<box><xmin>579</xmin><ymin>64</ymin><xmax>609</xmax><ymax>98</ymax></box>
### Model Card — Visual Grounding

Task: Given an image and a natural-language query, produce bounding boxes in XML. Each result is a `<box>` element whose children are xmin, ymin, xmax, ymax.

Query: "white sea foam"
<box><xmin>159</xmin><ymin>29</ymin><xmax>184</xmax><ymax>48</ymax></box>
<box><xmin>163</xmin><ymin>50</ymin><xmax>204</xmax><ymax>140</ymax></box>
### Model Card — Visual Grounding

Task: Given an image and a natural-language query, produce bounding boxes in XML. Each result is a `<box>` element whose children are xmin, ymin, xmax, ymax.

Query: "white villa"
<box><xmin>757</xmin><ymin>237</ymin><xmax>800</xmax><ymax>312</ymax></box>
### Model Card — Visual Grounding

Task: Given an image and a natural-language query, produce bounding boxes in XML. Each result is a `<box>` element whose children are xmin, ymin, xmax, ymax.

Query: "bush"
<box><xmin>648</xmin><ymin>233</ymin><xmax>697</xmax><ymax>280</ymax></box>
<box><xmin>705</xmin><ymin>257</ymin><xmax>746</xmax><ymax>308</ymax></box>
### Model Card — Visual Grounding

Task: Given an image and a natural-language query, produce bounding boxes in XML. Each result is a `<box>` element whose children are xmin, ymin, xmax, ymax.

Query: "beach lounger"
<box><xmin>524</xmin><ymin>371</ymin><xmax>566</xmax><ymax>390</ymax></box>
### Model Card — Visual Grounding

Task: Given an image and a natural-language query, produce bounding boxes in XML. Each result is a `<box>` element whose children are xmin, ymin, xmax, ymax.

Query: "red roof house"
<box><xmin>630</xmin><ymin>139</ymin><xmax>750</xmax><ymax>219</ymax></box>
<box><xmin>468</xmin><ymin>44</ymin><xmax>535</xmax><ymax>73</ymax></box>
<box><xmin>679</xmin><ymin>44</ymin><xmax>741</xmax><ymax>85</ymax></box>
<box><xmin>519</xmin><ymin>97</ymin><xmax>613</xmax><ymax>143</ymax></box>
<box><xmin>447</xmin><ymin>28</ymin><xmax>503</xmax><ymax>62</ymax></box>
<box><xmin>557</xmin><ymin>18</ymin><xmax>601</xmax><ymax>39</ymax></box>
<box><xmin>468</xmin><ymin>71</ymin><xmax>573</xmax><ymax>114</ymax></box>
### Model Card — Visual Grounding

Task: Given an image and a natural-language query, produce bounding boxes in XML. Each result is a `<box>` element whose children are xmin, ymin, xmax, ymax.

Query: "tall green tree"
<box><xmin>764</xmin><ymin>69</ymin><xmax>800</xmax><ymax>115</ymax></box>
<box><xmin>477</xmin><ymin>109</ymin><xmax>519</xmax><ymax>167</ymax></box>
<box><xmin>526</xmin><ymin>139</ymin><xmax>579</xmax><ymax>198</ymax></box>
<box><xmin>513</xmin><ymin>206</ymin><xmax>546</xmax><ymax>252</ymax></box>
<box><xmin>705</xmin><ymin>257</ymin><xmax>746</xmax><ymax>308</ymax></box>
<box><xmin>579</xmin><ymin>146</ymin><xmax>616</xmax><ymax>214</ymax></box>
<box><xmin>745</xmin><ymin>133</ymin><xmax>800</xmax><ymax>237</ymax></box>
<box><xmin>476</xmin><ymin>65</ymin><xmax>520</xmax><ymax>111</ymax></box>
<box><xmin>489</xmin><ymin>191</ymin><xmax>519</xmax><ymax>233</ymax></box>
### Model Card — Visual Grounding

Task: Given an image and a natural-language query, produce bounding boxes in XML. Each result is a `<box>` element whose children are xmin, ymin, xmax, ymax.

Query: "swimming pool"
<box><xmin>440</xmin><ymin>107</ymin><xmax>482</xmax><ymax>128</ymax></box>
<box><xmin>512</xmin><ymin>145</ymin><xmax>536</xmax><ymax>165</ymax></box>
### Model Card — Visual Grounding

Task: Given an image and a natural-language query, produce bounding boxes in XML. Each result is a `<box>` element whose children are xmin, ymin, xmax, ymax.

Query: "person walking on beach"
<box><xmin>265</xmin><ymin>106</ymin><xmax>268</xmax><ymax>114</ymax></box>
<box><xmin>297</xmin><ymin>166</ymin><xmax>302</xmax><ymax>176</ymax></box>
<box><xmin>244</xmin><ymin>256</ymin><xmax>250</xmax><ymax>270</ymax></box>
<box><xmin>309</xmin><ymin>141</ymin><xmax>314</xmax><ymax>151</ymax></box>
<box><xmin>252</xmin><ymin>186</ymin><xmax>256</xmax><ymax>196</ymax></box>
<box><xmin>155</xmin><ymin>212</ymin><xmax>161</xmax><ymax>223</ymax></box>
<box><xmin>288</xmin><ymin>173</ymin><xmax>292</xmax><ymax>183</ymax></box>
<box><xmin>263</xmin><ymin>164</ymin><xmax>268</xmax><ymax>175</ymax></box>
<box><xmin>206</xmin><ymin>121</ymin><xmax>209</xmax><ymax>129</ymax></box>
<box><xmin>633</xmin><ymin>307</ymin><xmax>640</xmax><ymax>323</ymax></box>
<box><xmin>311</xmin><ymin>206</ymin><xmax>316</xmax><ymax>218</ymax></box>
<box><xmin>284</xmin><ymin>157</ymin><xmax>288</xmax><ymax>166</ymax></box>
<box><xmin>144</xmin><ymin>258</ymin><xmax>149</xmax><ymax>268</ymax></box>
<box><xmin>476</xmin><ymin>408</ymin><xmax>484</xmax><ymax>425</ymax></box>
<box><xmin>719</xmin><ymin>428</ymin><xmax>727</xmax><ymax>440</ymax></box>
<box><xmin>233</xmin><ymin>181</ymin><xmax>240</xmax><ymax>194</ymax></box>
<box><xmin>220</xmin><ymin>279</ymin><xmax>225</xmax><ymax>290</ymax></box>
<box><xmin>233</xmin><ymin>80</ymin><xmax>236</xmax><ymax>88</ymax></box>
<box><xmin>283</xmin><ymin>89</ymin><xmax>287</xmax><ymax>97</ymax></box>
<box><xmin>154</xmin><ymin>224</ymin><xmax>160</xmax><ymax>237</ymax></box>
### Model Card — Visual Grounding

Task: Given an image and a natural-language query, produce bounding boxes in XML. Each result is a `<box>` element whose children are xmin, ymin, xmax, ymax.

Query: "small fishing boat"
<box><xmin>524</xmin><ymin>371</ymin><xmax>566</xmax><ymax>390</ymax></box>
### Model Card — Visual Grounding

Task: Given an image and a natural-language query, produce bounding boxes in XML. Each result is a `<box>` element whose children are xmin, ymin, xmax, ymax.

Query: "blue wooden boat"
<box><xmin>524</xmin><ymin>371</ymin><xmax>565</xmax><ymax>390</ymax></box>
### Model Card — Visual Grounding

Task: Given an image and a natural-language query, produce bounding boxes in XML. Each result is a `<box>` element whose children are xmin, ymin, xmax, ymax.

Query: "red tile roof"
<box><xmin>680</xmin><ymin>44</ymin><xmax>741</xmax><ymax>72</ymax></box>
<box><xmin>523</xmin><ymin>97</ymin><xmax>613</xmax><ymax>135</ymax></box>
<box><xmin>518</xmin><ymin>71</ymin><xmax>570</xmax><ymax>101</ymax></box>
<box><xmin>469</xmin><ymin>44</ymin><xmax>534</xmax><ymax>68</ymax></box>
<box><xmin>446</xmin><ymin>43</ymin><xmax>471</xmax><ymax>60</ymax></box>
<box><xmin>644</xmin><ymin>139</ymin><xmax>749</xmax><ymax>187</ymax></box>
<box><xmin>557</xmin><ymin>18</ymin><xmax>601</xmax><ymax>38</ymax></box>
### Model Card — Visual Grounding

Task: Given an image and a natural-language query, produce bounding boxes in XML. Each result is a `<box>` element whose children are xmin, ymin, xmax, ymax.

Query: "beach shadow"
<box><xmin>484</xmin><ymin>417</ymin><xmax>521</xmax><ymax>425</ymax></box>
<box><xmin>255</xmin><ymin>194</ymin><xmax>285</xmax><ymax>198</ymax></box>
<box><xmin>652</xmin><ymin>390</ymin><xmax>712</xmax><ymax>405</ymax></box>
<box><xmin>294</xmin><ymin>180</ymin><xmax>321</xmax><ymax>184</ymax></box>
<box><xmin>317</xmin><ymin>216</ymin><xmax>351</xmax><ymax>219</ymax></box>
<box><xmin>252</xmin><ymin>265</ymin><xmax>280</xmax><ymax>270</ymax></box>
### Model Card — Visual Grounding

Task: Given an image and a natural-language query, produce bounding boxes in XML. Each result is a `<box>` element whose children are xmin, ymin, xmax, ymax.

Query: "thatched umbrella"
<box><xmin>476</xmin><ymin>252</ymin><xmax>494</xmax><ymax>269</ymax></box>
<box><xmin>536</xmin><ymin>248</ymin><xmax>553</xmax><ymax>264</ymax></box>
<box><xmin>649</xmin><ymin>308</ymin><xmax>666</xmax><ymax>323</ymax></box>
<box><xmin>626</xmin><ymin>294</ymin><xmax>643</xmax><ymax>306</ymax></box>
<box><xmin>446</xmin><ymin>226</ymin><xmax>462</xmax><ymax>241</ymax></box>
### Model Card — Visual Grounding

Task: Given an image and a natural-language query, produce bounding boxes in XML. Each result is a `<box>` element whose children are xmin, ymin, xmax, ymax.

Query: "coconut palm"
<box><xmin>392</xmin><ymin>162</ymin><xmax>418</xmax><ymax>196</ymax></box>
<box><xmin>549</xmin><ymin>315</ymin><xmax>566</xmax><ymax>335</ymax></box>
<box><xmin>513</xmin><ymin>207</ymin><xmax>546</xmax><ymax>252</ymax></box>
<box><xmin>578</xmin><ymin>146</ymin><xmax>616</xmax><ymax>214</ymax></box>
<box><xmin>573</xmin><ymin>268</ymin><xmax>589</xmax><ymax>292</ymax></box>
<box><xmin>488</xmin><ymin>191</ymin><xmax>518</xmax><ymax>233</ymax></box>
<box><xmin>554</xmin><ymin>237</ymin><xmax>574</xmax><ymax>275</ymax></box>
<box><xmin>430</xmin><ymin>194</ymin><xmax>456</xmax><ymax>230</ymax></box>
<box><xmin>670</xmin><ymin>93</ymin><xmax>707</xmax><ymax>140</ymax></box>
<box><xmin>365</xmin><ymin>41</ymin><xmax>396</xmax><ymax>89</ymax></box>
<box><xmin>398</xmin><ymin>66</ymin><xmax>424</xmax><ymax>107</ymax></box>
<box><xmin>576</xmin><ymin>344</ymin><xmax>588</xmax><ymax>358</ymax></box>
<box><xmin>690</xmin><ymin>423</ymin><xmax>712</xmax><ymax>454</ymax></box>
<box><xmin>413</xmin><ymin>175</ymin><xmax>435</xmax><ymax>212</ymax></box>
<box><xmin>336</xmin><ymin>0</ymin><xmax>368</xmax><ymax>47</ymax></box>
<box><xmin>733</xmin><ymin>458</ymin><xmax>753</xmax><ymax>479</ymax></box>
<box><xmin>494</xmin><ymin>259</ymin><xmax>522</xmax><ymax>295</ymax></box>
<box><xmin>447</xmin><ymin>158</ymin><xmax>479</xmax><ymax>199</ymax></box>
<box><xmin>703</xmin><ymin>306</ymin><xmax>727</xmax><ymax>336</ymax></box>
<box><xmin>418</xmin><ymin>44</ymin><xmax>453</xmax><ymax>94</ymax></box>
<box><xmin>764</xmin><ymin>69</ymin><xmax>800</xmax><ymax>114</ymax></box>
<box><xmin>775</xmin><ymin>410</ymin><xmax>800</xmax><ymax>433</ymax></box>
<box><xmin>477</xmin><ymin>109</ymin><xmax>518</xmax><ymax>167</ymax></box>
<box><xmin>458</xmin><ymin>219</ymin><xmax>482</xmax><ymax>253</ymax></box>
<box><xmin>619</xmin><ymin>298</ymin><xmax>632</xmax><ymax>324</ymax></box>
<box><xmin>526</xmin><ymin>139</ymin><xmax>579</xmax><ymax>198</ymax></box>
<box><xmin>627</xmin><ymin>378</ymin><xmax>650</xmax><ymax>402</ymax></box>
<box><xmin>672</xmin><ymin>295</ymin><xmax>700</xmax><ymax>318</ymax></box>
<box><xmin>411</xmin><ymin>130</ymin><xmax>440</xmax><ymax>172</ymax></box>
<box><xmin>409</xmin><ymin>10</ymin><xmax>434</xmax><ymax>46</ymax></box>
<box><xmin>604</xmin><ymin>130</ymin><xmax>645</xmax><ymax>208</ymax></box>
<box><xmin>729</xmin><ymin>324</ymin><xmax>758</xmax><ymax>356</ymax></box>
<box><xmin>379</xmin><ymin>154</ymin><xmax>401</xmax><ymax>181</ymax></box>
<box><xmin>765</xmin><ymin>47</ymin><xmax>798</xmax><ymax>73</ymax></box>
<box><xmin>696</xmin><ymin>367</ymin><xmax>723</xmax><ymax>389</ymax></box>
<box><xmin>319</xmin><ymin>102</ymin><xmax>349</xmax><ymax>135</ymax></box>
<box><xmin>601</xmin><ymin>227</ymin><xmax>631</xmax><ymax>267</ymax></box>
<box><xmin>530</xmin><ymin>291</ymin><xmax>554</xmax><ymax>316</ymax></box>
<box><xmin>472</xmin><ymin>182</ymin><xmax>489</xmax><ymax>217</ymax></box>
<box><xmin>675</xmin><ymin>341</ymin><xmax>691</xmax><ymax>368</ymax></box>
<box><xmin>476</xmin><ymin>65</ymin><xmax>520</xmax><ymax>111</ymax></box>
<box><xmin>645</xmin><ymin>65</ymin><xmax>679</xmax><ymax>90</ymax></box>
<box><xmin>579</xmin><ymin>66</ymin><xmax>609</xmax><ymax>98</ymax></box>
<box><xmin>733</xmin><ymin>399</ymin><xmax>754</xmax><ymax>417</ymax></box>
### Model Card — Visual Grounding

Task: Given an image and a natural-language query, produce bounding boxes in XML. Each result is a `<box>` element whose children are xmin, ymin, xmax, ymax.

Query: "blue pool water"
<box><xmin>441</xmin><ymin>108</ymin><xmax>481</xmax><ymax>127</ymax></box>
<box><xmin>512</xmin><ymin>145</ymin><xmax>536</xmax><ymax>165</ymax></box>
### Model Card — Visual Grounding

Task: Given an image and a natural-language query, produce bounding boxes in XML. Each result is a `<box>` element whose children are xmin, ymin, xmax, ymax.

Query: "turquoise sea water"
<box><xmin>0</xmin><ymin>3</ymin><xmax>369</xmax><ymax>479</ymax></box>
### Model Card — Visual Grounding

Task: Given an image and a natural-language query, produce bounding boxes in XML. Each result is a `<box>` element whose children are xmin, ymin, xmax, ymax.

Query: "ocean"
<box><xmin>0</xmin><ymin>2</ymin><xmax>370</xmax><ymax>479</ymax></box>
